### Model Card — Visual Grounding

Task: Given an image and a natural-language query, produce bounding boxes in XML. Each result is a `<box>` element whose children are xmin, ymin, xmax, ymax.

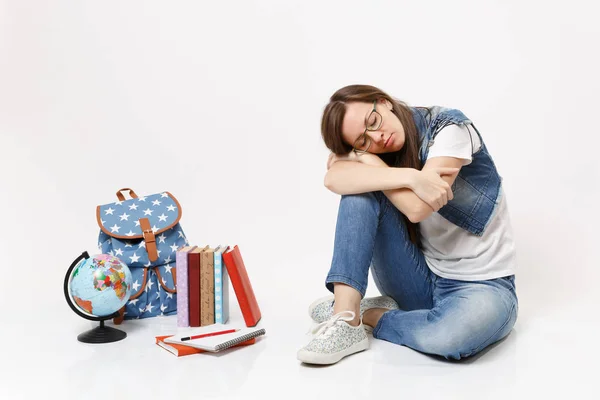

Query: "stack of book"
<box><xmin>175</xmin><ymin>244</ymin><xmax>261</xmax><ymax>328</ymax></box>
<box><xmin>156</xmin><ymin>245</ymin><xmax>264</xmax><ymax>357</ymax></box>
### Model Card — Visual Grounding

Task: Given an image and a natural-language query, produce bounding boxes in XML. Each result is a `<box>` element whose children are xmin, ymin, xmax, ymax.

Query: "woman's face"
<box><xmin>341</xmin><ymin>99</ymin><xmax>406</xmax><ymax>154</ymax></box>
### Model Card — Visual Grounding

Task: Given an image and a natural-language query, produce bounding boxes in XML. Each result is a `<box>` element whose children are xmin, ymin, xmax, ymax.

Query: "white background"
<box><xmin>1</xmin><ymin>1</ymin><xmax>598</xmax><ymax>399</ymax></box>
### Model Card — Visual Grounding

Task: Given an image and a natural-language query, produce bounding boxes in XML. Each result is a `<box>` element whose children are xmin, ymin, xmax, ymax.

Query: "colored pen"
<box><xmin>180</xmin><ymin>329</ymin><xmax>238</xmax><ymax>341</ymax></box>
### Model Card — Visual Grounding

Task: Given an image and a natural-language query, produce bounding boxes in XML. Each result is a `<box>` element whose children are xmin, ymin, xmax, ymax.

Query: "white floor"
<box><xmin>6</xmin><ymin>268</ymin><xmax>599</xmax><ymax>400</ymax></box>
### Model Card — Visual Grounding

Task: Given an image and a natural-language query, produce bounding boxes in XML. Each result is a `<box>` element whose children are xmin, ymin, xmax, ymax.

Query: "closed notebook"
<box><xmin>155</xmin><ymin>335</ymin><xmax>255</xmax><ymax>357</ymax></box>
<box><xmin>164</xmin><ymin>325</ymin><xmax>266</xmax><ymax>352</ymax></box>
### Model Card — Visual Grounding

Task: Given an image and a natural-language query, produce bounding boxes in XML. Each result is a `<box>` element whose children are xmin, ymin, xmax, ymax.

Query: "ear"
<box><xmin>379</xmin><ymin>98</ymin><xmax>393</xmax><ymax>110</ymax></box>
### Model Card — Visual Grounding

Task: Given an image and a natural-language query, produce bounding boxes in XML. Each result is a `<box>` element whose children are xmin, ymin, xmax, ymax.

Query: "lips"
<box><xmin>384</xmin><ymin>133</ymin><xmax>394</xmax><ymax>148</ymax></box>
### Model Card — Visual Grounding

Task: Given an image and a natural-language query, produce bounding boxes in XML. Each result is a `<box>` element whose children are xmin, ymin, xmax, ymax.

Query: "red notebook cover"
<box><xmin>188</xmin><ymin>249</ymin><xmax>202</xmax><ymax>327</ymax></box>
<box><xmin>155</xmin><ymin>335</ymin><xmax>255</xmax><ymax>357</ymax></box>
<box><xmin>222</xmin><ymin>245</ymin><xmax>261</xmax><ymax>327</ymax></box>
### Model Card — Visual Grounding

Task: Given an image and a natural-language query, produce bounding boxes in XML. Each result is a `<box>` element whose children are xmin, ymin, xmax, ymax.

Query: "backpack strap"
<box><xmin>139</xmin><ymin>218</ymin><xmax>159</xmax><ymax>262</ymax></box>
<box><xmin>113</xmin><ymin>306</ymin><xmax>125</xmax><ymax>325</ymax></box>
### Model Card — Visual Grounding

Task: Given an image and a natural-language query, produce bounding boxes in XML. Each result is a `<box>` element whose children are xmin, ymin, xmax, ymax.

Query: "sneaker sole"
<box><xmin>297</xmin><ymin>336</ymin><xmax>369</xmax><ymax>365</ymax></box>
<box><xmin>307</xmin><ymin>294</ymin><xmax>335</xmax><ymax>322</ymax></box>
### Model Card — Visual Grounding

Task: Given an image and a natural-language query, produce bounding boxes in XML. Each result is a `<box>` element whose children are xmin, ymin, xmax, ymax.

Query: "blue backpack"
<box><xmin>97</xmin><ymin>188</ymin><xmax>188</xmax><ymax>323</ymax></box>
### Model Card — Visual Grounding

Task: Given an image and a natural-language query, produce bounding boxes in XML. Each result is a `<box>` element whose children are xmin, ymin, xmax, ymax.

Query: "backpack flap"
<box><xmin>97</xmin><ymin>191</ymin><xmax>182</xmax><ymax>263</ymax></box>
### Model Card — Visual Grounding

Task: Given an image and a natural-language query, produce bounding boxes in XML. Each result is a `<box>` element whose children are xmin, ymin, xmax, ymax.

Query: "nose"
<box><xmin>367</xmin><ymin>131</ymin><xmax>385</xmax><ymax>144</ymax></box>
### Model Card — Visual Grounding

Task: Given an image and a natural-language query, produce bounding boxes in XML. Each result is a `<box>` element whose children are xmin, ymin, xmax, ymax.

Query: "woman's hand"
<box><xmin>327</xmin><ymin>152</ymin><xmax>386</xmax><ymax>170</ymax></box>
<box><xmin>355</xmin><ymin>152</ymin><xmax>387</xmax><ymax>167</ymax></box>
<box><xmin>327</xmin><ymin>152</ymin><xmax>355</xmax><ymax>170</ymax></box>
<box><xmin>408</xmin><ymin>168</ymin><xmax>459</xmax><ymax>211</ymax></box>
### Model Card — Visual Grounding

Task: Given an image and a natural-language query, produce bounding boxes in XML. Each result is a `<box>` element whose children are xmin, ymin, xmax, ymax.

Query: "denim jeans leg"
<box><xmin>372</xmin><ymin>276</ymin><xmax>519</xmax><ymax>360</ymax></box>
<box><xmin>325</xmin><ymin>192</ymin><xmax>433</xmax><ymax>309</ymax></box>
<box><xmin>370</xmin><ymin>193</ymin><xmax>435</xmax><ymax>310</ymax></box>
<box><xmin>325</xmin><ymin>192</ymin><xmax>381</xmax><ymax>297</ymax></box>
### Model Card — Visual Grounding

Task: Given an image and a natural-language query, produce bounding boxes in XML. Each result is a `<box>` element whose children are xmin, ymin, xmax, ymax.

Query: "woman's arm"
<box><xmin>384</xmin><ymin>157</ymin><xmax>462</xmax><ymax>222</ymax></box>
<box><xmin>324</xmin><ymin>161</ymin><xmax>417</xmax><ymax>195</ymax></box>
<box><xmin>383</xmin><ymin>188</ymin><xmax>436</xmax><ymax>224</ymax></box>
<box><xmin>325</xmin><ymin>153</ymin><xmax>459</xmax><ymax>223</ymax></box>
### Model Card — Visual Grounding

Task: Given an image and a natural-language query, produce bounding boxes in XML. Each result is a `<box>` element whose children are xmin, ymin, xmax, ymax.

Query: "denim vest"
<box><xmin>410</xmin><ymin>106</ymin><xmax>502</xmax><ymax>236</ymax></box>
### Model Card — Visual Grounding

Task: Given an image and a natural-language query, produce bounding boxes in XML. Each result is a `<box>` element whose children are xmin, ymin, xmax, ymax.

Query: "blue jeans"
<box><xmin>325</xmin><ymin>192</ymin><xmax>519</xmax><ymax>360</ymax></box>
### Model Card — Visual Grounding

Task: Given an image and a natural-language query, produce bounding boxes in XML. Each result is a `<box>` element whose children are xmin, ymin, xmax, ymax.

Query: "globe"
<box><xmin>68</xmin><ymin>253</ymin><xmax>133</xmax><ymax>317</ymax></box>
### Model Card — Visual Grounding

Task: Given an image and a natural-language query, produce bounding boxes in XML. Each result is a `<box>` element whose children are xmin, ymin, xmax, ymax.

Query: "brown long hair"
<box><xmin>320</xmin><ymin>84</ymin><xmax>424</xmax><ymax>244</ymax></box>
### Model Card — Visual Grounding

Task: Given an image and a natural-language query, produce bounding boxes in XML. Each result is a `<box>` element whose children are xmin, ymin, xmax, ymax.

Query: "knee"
<box><xmin>417</xmin><ymin>293</ymin><xmax>517</xmax><ymax>360</ymax></box>
<box><xmin>339</xmin><ymin>192</ymin><xmax>381</xmax><ymax>213</ymax></box>
<box><xmin>340</xmin><ymin>192</ymin><xmax>379</xmax><ymax>205</ymax></box>
<box><xmin>414</xmin><ymin>331</ymin><xmax>473</xmax><ymax>360</ymax></box>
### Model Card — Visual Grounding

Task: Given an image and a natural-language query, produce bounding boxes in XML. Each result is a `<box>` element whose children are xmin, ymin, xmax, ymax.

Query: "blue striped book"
<box><xmin>214</xmin><ymin>245</ymin><xmax>230</xmax><ymax>324</ymax></box>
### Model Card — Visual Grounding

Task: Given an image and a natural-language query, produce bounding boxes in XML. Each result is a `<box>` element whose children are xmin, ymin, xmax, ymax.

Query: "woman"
<box><xmin>297</xmin><ymin>84</ymin><xmax>518</xmax><ymax>365</ymax></box>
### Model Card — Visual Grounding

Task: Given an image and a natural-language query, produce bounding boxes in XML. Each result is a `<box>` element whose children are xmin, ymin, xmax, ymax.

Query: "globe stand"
<box><xmin>77</xmin><ymin>320</ymin><xmax>127</xmax><ymax>344</ymax></box>
<box><xmin>64</xmin><ymin>251</ymin><xmax>127</xmax><ymax>344</ymax></box>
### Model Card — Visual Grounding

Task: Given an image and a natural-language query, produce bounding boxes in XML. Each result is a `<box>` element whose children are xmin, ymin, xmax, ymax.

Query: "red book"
<box><xmin>188</xmin><ymin>248</ymin><xmax>203</xmax><ymax>327</ymax></box>
<box><xmin>222</xmin><ymin>245</ymin><xmax>261</xmax><ymax>327</ymax></box>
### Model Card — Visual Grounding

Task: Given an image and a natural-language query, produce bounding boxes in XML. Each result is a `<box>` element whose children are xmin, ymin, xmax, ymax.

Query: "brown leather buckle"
<box><xmin>143</xmin><ymin>229</ymin><xmax>155</xmax><ymax>243</ymax></box>
<box><xmin>139</xmin><ymin>217</ymin><xmax>159</xmax><ymax>262</ymax></box>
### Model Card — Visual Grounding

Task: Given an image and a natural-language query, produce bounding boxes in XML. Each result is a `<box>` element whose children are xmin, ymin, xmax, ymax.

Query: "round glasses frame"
<box><xmin>352</xmin><ymin>100</ymin><xmax>383</xmax><ymax>154</ymax></box>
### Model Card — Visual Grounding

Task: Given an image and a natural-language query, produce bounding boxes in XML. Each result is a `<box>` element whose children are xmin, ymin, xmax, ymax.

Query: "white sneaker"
<box><xmin>297</xmin><ymin>311</ymin><xmax>369</xmax><ymax>365</ymax></box>
<box><xmin>308</xmin><ymin>295</ymin><xmax>400</xmax><ymax>325</ymax></box>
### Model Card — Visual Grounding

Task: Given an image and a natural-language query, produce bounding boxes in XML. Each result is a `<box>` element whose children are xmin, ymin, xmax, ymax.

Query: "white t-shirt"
<box><xmin>419</xmin><ymin>124</ymin><xmax>517</xmax><ymax>281</ymax></box>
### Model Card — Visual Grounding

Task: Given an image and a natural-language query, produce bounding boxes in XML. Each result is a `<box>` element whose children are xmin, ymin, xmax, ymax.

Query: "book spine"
<box><xmin>188</xmin><ymin>252</ymin><xmax>201</xmax><ymax>327</ymax></box>
<box><xmin>200</xmin><ymin>251</ymin><xmax>215</xmax><ymax>326</ymax></box>
<box><xmin>214</xmin><ymin>251</ymin><xmax>229</xmax><ymax>324</ymax></box>
<box><xmin>176</xmin><ymin>249</ymin><xmax>190</xmax><ymax>327</ymax></box>
<box><xmin>222</xmin><ymin>253</ymin><xmax>230</xmax><ymax>324</ymax></box>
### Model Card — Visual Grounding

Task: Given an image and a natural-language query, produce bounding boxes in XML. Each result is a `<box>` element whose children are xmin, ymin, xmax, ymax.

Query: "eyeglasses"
<box><xmin>352</xmin><ymin>100</ymin><xmax>383</xmax><ymax>154</ymax></box>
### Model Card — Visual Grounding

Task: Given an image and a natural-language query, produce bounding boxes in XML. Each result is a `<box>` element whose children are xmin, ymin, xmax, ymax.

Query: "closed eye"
<box><xmin>367</xmin><ymin>114</ymin><xmax>377</xmax><ymax>128</ymax></box>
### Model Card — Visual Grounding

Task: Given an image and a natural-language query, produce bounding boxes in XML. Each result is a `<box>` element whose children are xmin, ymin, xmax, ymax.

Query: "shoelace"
<box><xmin>311</xmin><ymin>310</ymin><xmax>356</xmax><ymax>339</ymax></box>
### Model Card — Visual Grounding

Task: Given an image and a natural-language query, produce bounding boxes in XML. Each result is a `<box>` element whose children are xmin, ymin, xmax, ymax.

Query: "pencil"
<box><xmin>180</xmin><ymin>329</ymin><xmax>238</xmax><ymax>341</ymax></box>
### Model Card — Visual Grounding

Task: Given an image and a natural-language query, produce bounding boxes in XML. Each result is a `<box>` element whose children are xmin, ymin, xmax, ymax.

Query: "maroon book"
<box><xmin>188</xmin><ymin>248</ymin><xmax>203</xmax><ymax>327</ymax></box>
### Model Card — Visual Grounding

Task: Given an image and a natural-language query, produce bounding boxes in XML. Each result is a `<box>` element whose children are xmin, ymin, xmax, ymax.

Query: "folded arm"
<box><xmin>392</xmin><ymin>157</ymin><xmax>463</xmax><ymax>222</ymax></box>
<box><xmin>325</xmin><ymin>153</ymin><xmax>462</xmax><ymax>223</ymax></box>
<box><xmin>324</xmin><ymin>161</ymin><xmax>417</xmax><ymax>195</ymax></box>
